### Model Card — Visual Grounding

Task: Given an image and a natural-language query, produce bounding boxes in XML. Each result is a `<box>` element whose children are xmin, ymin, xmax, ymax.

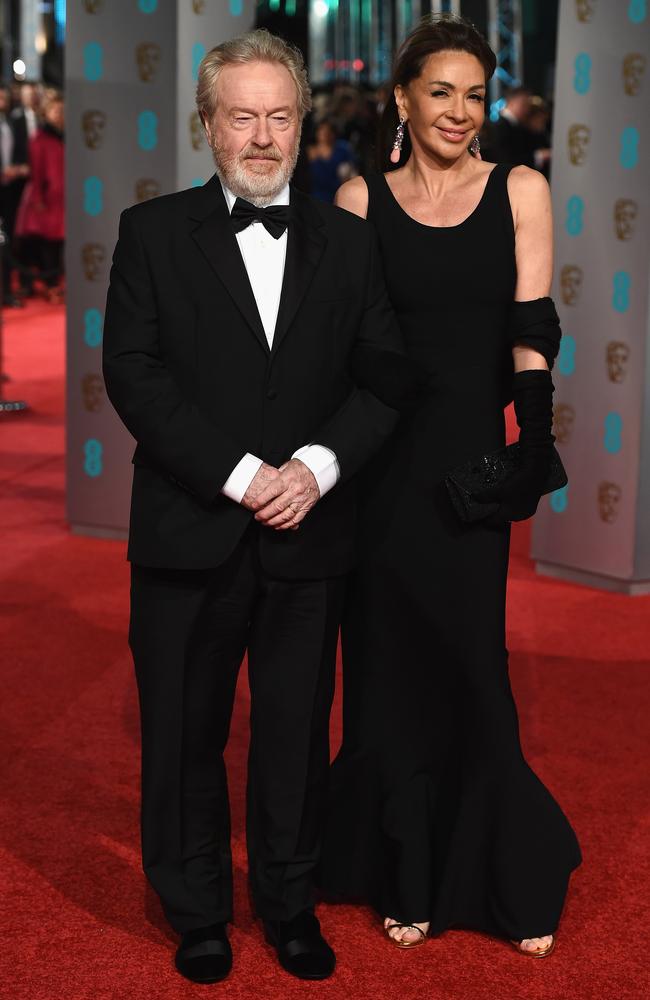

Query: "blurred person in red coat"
<box><xmin>15</xmin><ymin>90</ymin><xmax>64</xmax><ymax>303</ymax></box>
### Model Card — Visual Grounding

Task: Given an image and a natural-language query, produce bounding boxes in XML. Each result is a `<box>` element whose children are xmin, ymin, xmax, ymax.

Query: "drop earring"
<box><xmin>390</xmin><ymin>116</ymin><xmax>406</xmax><ymax>164</ymax></box>
<box><xmin>469</xmin><ymin>134</ymin><xmax>481</xmax><ymax>157</ymax></box>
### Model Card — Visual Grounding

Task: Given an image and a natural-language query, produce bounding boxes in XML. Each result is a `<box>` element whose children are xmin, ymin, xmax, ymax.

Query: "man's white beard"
<box><xmin>212</xmin><ymin>137</ymin><xmax>300</xmax><ymax>207</ymax></box>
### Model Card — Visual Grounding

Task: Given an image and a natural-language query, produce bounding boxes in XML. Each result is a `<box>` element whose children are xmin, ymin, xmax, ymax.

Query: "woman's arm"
<box><xmin>508</xmin><ymin>166</ymin><xmax>553</xmax><ymax>372</ymax></box>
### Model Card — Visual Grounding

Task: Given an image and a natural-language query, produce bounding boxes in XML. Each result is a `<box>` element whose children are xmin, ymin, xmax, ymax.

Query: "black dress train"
<box><xmin>321</xmin><ymin>165</ymin><xmax>581</xmax><ymax>941</ymax></box>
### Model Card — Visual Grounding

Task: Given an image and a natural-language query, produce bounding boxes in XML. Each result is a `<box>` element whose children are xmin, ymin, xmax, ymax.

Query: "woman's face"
<box><xmin>396</xmin><ymin>50</ymin><xmax>486</xmax><ymax>163</ymax></box>
<box><xmin>316</xmin><ymin>122</ymin><xmax>335</xmax><ymax>145</ymax></box>
<box><xmin>46</xmin><ymin>100</ymin><xmax>64</xmax><ymax>131</ymax></box>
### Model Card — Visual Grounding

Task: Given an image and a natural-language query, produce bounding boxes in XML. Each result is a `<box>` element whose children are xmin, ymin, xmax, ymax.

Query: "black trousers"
<box><xmin>129</xmin><ymin>527</ymin><xmax>344</xmax><ymax>933</ymax></box>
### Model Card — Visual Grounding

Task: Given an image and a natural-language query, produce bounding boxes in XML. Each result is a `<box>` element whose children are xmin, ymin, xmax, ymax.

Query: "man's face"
<box><xmin>21</xmin><ymin>85</ymin><xmax>36</xmax><ymax>109</ymax></box>
<box><xmin>508</xmin><ymin>93</ymin><xmax>531</xmax><ymax>122</ymax></box>
<box><xmin>204</xmin><ymin>60</ymin><xmax>301</xmax><ymax>205</ymax></box>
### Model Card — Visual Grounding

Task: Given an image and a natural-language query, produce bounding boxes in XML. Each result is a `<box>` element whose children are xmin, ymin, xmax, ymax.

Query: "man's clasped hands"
<box><xmin>241</xmin><ymin>459</ymin><xmax>319</xmax><ymax>531</ymax></box>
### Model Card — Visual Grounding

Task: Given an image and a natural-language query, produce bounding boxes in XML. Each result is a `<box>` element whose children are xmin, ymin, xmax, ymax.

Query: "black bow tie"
<box><xmin>231</xmin><ymin>197</ymin><xmax>290</xmax><ymax>239</ymax></box>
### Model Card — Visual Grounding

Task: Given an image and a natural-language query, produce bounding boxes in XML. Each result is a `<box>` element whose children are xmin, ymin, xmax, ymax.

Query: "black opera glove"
<box><xmin>475</xmin><ymin>369</ymin><xmax>555</xmax><ymax>523</ymax></box>
<box><xmin>349</xmin><ymin>345</ymin><xmax>434</xmax><ymax>412</ymax></box>
<box><xmin>509</xmin><ymin>297</ymin><xmax>562</xmax><ymax>370</ymax></box>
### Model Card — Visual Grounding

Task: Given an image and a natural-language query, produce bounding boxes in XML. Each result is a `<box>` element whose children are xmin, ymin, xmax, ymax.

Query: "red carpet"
<box><xmin>1</xmin><ymin>301</ymin><xmax>649</xmax><ymax>1000</ymax></box>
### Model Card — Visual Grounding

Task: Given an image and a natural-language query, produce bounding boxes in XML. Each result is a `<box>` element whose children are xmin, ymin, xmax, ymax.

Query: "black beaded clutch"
<box><xmin>445</xmin><ymin>442</ymin><xmax>568</xmax><ymax>523</ymax></box>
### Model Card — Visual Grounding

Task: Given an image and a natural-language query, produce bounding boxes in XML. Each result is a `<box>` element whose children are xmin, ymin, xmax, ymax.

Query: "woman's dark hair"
<box><xmin>378</xmin><ymin>13</ymin><xmax>496</xmax><ymax>170</ymax></box>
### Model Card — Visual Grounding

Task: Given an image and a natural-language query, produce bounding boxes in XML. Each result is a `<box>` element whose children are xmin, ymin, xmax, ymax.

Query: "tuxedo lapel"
<box><xmin>188</xmin><ymin>176</ymin><xmax>269</xmax><ymax>355</ymax></box>
<box><xmin>272</xmin><ymin>187</ymin><xmax>327</xmax><ymax>357</ymax></box>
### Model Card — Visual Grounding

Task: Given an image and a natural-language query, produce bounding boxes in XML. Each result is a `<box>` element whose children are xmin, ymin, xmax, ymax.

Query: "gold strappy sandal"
<box><xmin>511</xmin><ymin>935</ymin><xmax>556</xmax><ymax>958</ymax></box>
<box><xmin>384</xmin><ymin>922</ymin><xmax>428</xmax><ymax>949</ymax></box>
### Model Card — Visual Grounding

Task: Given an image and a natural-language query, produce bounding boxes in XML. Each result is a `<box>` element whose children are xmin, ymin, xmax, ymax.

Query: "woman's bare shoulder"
<box><xmin>334</xmin><ymin>175</ymin><xmax>369</xmax><ymax>219</ymax></box>
<box><xmin>507</xmin><ymin>165</ymin><xmax>551</xmax><ymax>223</ymax></box>
<box><xmin>507</xmin><ymin>164</ymin><xmax>550</xmax><ymax>200</ymax></box>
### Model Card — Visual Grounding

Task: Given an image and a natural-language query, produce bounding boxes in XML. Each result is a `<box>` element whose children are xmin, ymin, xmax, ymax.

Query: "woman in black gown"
<box><xmin>321</xmin><ymin>15</ymin><xmax>581</xmax><ymax>957</ymax></box>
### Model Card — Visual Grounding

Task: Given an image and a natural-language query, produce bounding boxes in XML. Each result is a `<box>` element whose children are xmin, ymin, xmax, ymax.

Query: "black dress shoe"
<box><xmin>2</xmin><ymin>295</ymin><xmax>24</xmax><ymax>308</ymax></box>
<box><xmin>175</xmin><ymin>923</ymin><xmax>232</xmax><ymax>984</ymax></box>
<box><xmin>263</xmin><ymin>910</ymin><xmax>335</xmax><ymax>980</ymax></box>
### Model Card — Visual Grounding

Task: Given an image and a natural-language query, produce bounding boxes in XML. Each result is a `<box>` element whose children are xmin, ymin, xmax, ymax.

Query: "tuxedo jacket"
<box><xmin>103</xmin><ymin>175</ymin><xmax>402</xmax><ymax>578</ymax></box>
<box><xmin>9</xmin><ymin>109</ymin><xmax>30</xmax><ymax>166</ymax></box>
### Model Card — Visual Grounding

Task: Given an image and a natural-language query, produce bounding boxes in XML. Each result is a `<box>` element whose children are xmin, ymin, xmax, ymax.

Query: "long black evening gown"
<box><xmin>321</xmin><ymin>165</ymin><xmax>581</xmax><ymax>941</ymax></box>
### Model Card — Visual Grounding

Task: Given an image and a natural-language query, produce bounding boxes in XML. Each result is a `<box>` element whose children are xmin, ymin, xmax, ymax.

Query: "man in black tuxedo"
<box><xmin>103</xmin><ymin>30</ymin><xmax>402</xmax><ymax>985</ymax></box>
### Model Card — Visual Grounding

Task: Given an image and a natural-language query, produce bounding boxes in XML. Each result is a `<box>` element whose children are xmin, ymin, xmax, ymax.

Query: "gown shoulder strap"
<box><xmin>365</xmin><ymin>171</ymin><xmax>392</xmax><ymax>224</ymax></box>
<box><xmin>485</xmin><ymin>162</ymin><xmax>516</xmax><ymax>241</ymax></box>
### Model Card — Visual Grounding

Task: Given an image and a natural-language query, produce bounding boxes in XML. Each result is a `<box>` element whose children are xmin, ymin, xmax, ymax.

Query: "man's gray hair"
<box><xmin>196</xmin><ymin>28</ymin><xmax>312</xmax><ymax>125</ymax></box>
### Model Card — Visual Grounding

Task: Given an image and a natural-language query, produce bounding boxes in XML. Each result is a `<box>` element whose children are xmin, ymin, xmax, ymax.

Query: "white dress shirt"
<box><xmin>219</xmin><ymin>181</ymin><xmax>340</xmax><ymax>503</ymax></box>
<box><xmin>25</xmin><ymin>107</ymin><xmax>38</xmax><ymax>139</ymax></box>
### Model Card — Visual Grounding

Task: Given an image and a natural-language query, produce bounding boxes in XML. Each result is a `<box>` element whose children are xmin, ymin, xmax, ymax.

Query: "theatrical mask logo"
<box><xmin>568</xmin><ymin>124</ymin><xmax>591</xmax><ymax>166</ymax></box>
<box><xmin>81</xmin><ymin>109</ymin><xmax>107</xmax><ymax>150</ymax></box>
<box><xmin>623</xmin><ymin>53</ymin><xmax>646</xmax><ymax>96</ymax></box>
<box><xmin>606</xmin><ymin>341</ymin><xmax>630</xmax><ymax>383</ymax></box>
<box><xmin>82</xmin><ymin>242</ymin><xmax>105</xmax><ymax>281</ymax></box>
<box><xmin>81</xmin><ymin>373</ymin><xmax>105</xmax><ymax>413</ymax></box>
<box><xmin>560</xmin><ymin>265</ymin><xmax>583</xmax><ymax>306</ymax></box>
<box><xmin>189</xmin><ymin>110</ymin><xmax>204</xmax><ymax>150</ymax></box>
<box><xmin>82</xmin><ymin>0</ymin><xmax>104</xmax><ymax>12</ymax></box>
<box><xmin>192</xmin><ymin>0</ymin><xmax>206</xmax><ymax>12</ymax></box>
<box><xmin>598</xmin><ymin>481</ymin><xmax>621</xmax><ymax>524</ymax></box>
<box><xmin>135</xmin><ymin>178</ymin><xmax>161</xmax><ymax>202</ymax></box>
<box><xmin>575</xmin><ymin>0</ymin><xmax>595</xmax><ymax>21</ymax></box>
<box><xmin>553</xmin><ymin>403</ymin><xmax>575</xmax><ymax>445</ymax></box>
<box><xmin>614</xmin><ymin>199</ymin><xmax>638</xmax><ymax>240</ymax></box>
<box><xmin>136</xmin><ymin>43</ymin><xmax>161</xmax><ymax>83</ymax></box>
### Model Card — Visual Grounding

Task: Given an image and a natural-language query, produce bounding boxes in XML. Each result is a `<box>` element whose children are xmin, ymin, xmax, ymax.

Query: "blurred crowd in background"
<box><xmin>0</xmin><ymin>77</ymin><xmax>550</xmax><ymax>311</ymax></box>
<box><xmin>0</xmin><ymin>82</ymin><xmax>64</xmax><ymax>308</ymax></box>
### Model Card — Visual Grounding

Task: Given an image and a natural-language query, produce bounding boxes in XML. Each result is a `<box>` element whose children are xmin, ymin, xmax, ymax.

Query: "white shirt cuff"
<box><xmin>292</xmin><ymin>444</ymin><xmax>340</xmax><ymax>498</ymax></box>
<box><xmin>221</xmin><ymin>453</ymin><xmax>263</xmax><ymax>504</ymax></box>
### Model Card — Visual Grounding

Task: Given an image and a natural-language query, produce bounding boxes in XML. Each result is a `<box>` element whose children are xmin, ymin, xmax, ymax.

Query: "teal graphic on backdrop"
<box><xmin>604</xmin><ymin>413</ymin><xmax>623</xmax><ymax>453</ymax></box>
<box><xmin>620</xmin><ymin>126</ymin><xmax>640</xmax><ymax>168</ymax></box>
<box><xmin>138</xmin><ymin>110</ymin><xmax>158</xmax><ymax>150</ymax></box>
<box><xmin>550</xmin><ymin>484</ymin><xmax>569</xmax><ymax>513</ymax></box>
<box><xmin>566</xmin><ymin>196</ymin><xmax>584</xmax><ymax>235</ymax></box>
<box><xmin>192</xmin><ymin>43</ymin><xmax>206</xmax><ymax>82</ymax></box>
<box><xmin>84</xmin><ymin>177</ymin><xmax>103</xmax><ymax>216</ymax></box>
<box><xmin>191</xmin><ymin>177</ymin><xmax>204</xmax><ymax>187</ymax></box>
<box><xmin>83</xmin><ymin>439</ymin><xmax>103</xmax><ymax>478</ymax></box>
<box><xmin>573</xmin><ymin>53</ymin><xmax>592</xmax><ymax>94</ymax></box>
<box><xmin>230</xmin><ymin>0</ymin><xmax>244</xmax><ymax>13</ymax></box>
<box><xmin>83</xmin><ymin>42</ymin><xmax>103</xmax><ymax>81</ymax></box>
<box><xmin>83</xmin><ymin>308</ymin><xmax>103</xmax><ymax>347</ymax></box>
<box><xmin>628</xmin><ymin>0</ymin><xmax>647</xmax><ymax>24</ymax></box>
<box><xmin>138</xmin><ymin>0</ymin><xmax>158</xmax><ymax>13</ymax></box>
<box><xmin>612</xmin><ymin>271</ymin><xmax>631</xmax><ymax>312</ymax></box>
<box><xmin>558</xmin><ymin>334</ymin><xmax>576</xmax><ymax>376</ymax></box>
